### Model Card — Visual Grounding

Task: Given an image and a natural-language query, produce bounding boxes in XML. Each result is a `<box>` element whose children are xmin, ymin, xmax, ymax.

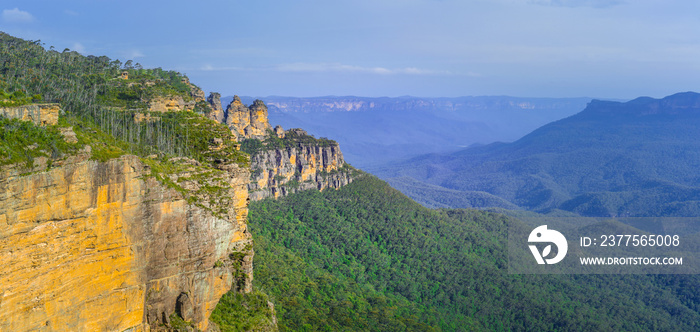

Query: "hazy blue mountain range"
<box><xmin>375</xmin><ymin>92</ymin><xmax>700</xmax><ymax>217</ymax></box>
<box><xmin>221</xmin><ymin>95</ymin><xmax>591</xmax><ymax>169</ymax></box>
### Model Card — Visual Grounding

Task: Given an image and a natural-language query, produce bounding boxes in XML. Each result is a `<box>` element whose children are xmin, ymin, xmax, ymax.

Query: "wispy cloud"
<box><xmin>530</xmin><ymin>0</ymin><xmax>624</xmax><ymax>8</ymax></box>
<box><xmin>2</xmin><ymin>8</ymin><xmax>34</xmax><ymax>23</ymax></box>
<box><xmin>125</xmin><ymin>50</ymin><xmax>144</xmax><ymax>59</ymax></box>
<box><xmin>198</xmin><ymin>62</ymin><xmax>463</xmax><ymax>76</ymax></box>
<box><xmin>72</xmin><ymin>42</ymin><xmax>85</xmax><ymax>54</ymax></box>
<box><xmin>276</xmin><ymin>63</ymin><xmax>453</xmax><ymax>75</ymax></box>
<box><xmin>200</xmin><ymin>64</ymin><xmax>249</xmax><ymax>71</ymax></box>
<box><xmin>190</xmin><ymin>47</ymin><xmax>271</xmax><ymax>57</ymax></box>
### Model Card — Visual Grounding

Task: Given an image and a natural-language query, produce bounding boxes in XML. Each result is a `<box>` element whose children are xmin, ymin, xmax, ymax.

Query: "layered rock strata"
<box><xmin>248</xmin><ymin>132</ymin><xmax>354</xmax><ymax>201</ymax></box>
<box><xmin>0</xmin><ymin>153</ymin><xmax>252</xmax><ymax>331</ymax></box>
<box><xmin>0</xmin><ymin>103</ymin><xmax>60</xmax><ymax>126</ymax></box>
<box><xmin>225</xmin><ymin>96</ymin><xmax>271</xmax><ymax>140</ymax></box>
<box><xmin>209</xmin><ymin>94</ymin><xmax>355</xmax><ymax>200</ymax></box>
<box><xmin>147</xmin><ymin>81</ymin><xmax>206</xmax><ymax>113</ymax></box>
<box><xmin>207</xmin><ymin>92</ymin><xmax>225</xmax><ymax>123</ymax></box>
<box><xmin>148</xmin><ymin>95</ymin><xmax>196</xmax><ymax>112</ymax></box>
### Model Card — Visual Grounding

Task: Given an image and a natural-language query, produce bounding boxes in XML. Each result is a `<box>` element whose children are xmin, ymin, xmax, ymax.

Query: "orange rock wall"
<box><xmin>0</xmin><ymin>155</ymin><xmax>252</xmax><ymax>331</ymax></box>
<box><xmin>0</xmin><ymin>103</ymin><xmax>60</xmax><ymax>126</ymax></box>
<box><xmin>148</xmin><ymin>95</ymin><xmax>195</xmax><ymax>112</ymax></box>
<box><xmin>248</xmin><ymin>144</ymin><xmax>353</xmax><ymax>201</ymax></box>
<box><xmin>225</xmin><ymin>96</ymin><xmax>271</xmax><ymax>140</ymax></box>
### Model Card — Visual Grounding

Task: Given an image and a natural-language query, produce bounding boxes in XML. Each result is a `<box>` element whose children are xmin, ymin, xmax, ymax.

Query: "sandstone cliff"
<box><xmin>0</xmin><ymin>89</ymin><xmax>348</xmax><ymax>331</ymax></box>
<box><xmin>207</xmin><ymin>92</ymin><xmax>225</xmax><ymax>123</ymax></box>
<box><xmin>147</xmin><ymin>80</ymin><xmax>206</xmax><ymax>113</ymax></box>
<box><xmin>0</xmin><ymin>103</ymin><xmax>60</xmax><ymax>126</ymax></box>
<box><xmin>245</xmin><ymin>128</ymin><xmax>356</xmax><ymax>201</ymax></box>
<box><xmin>0</xmin><ymin>33</ymin><xmax>275</xmax><ymax>331</ymax></box>
<box><xmin>185</xmin><ymin>77</ymin><xmax>206</xmax><ymax>104</ymax></box>
<box><xmin>225</xmin><ymin>96</ymin><xmax>272</xmax><ymax>140</ymax></box>
<box><xmin>148</xmin><ymin>95</ymin><xmax>196</xmax><ymax>112</ymax></box>
<box><xmin>0</xmin><ymin>151</ymin><xmax>252</xmax><ymax>331</ymax></box>
<box><xmin>205</xmin><ymin>95</ymin><xmax>356</xmax><ymax>200</ymax></box>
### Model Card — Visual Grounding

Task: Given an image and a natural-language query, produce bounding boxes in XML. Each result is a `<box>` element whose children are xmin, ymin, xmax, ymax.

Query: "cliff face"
<box><xmin>187</xmin><ymin>79</ymin><xmax>206</xmax><ymax>104</ymax></box>
<box><xmin>0</xmin><ymin>153</ymin><xmax>252</xmax><ymax>331</ymax></box>
<box><xmin>206</xmin><ymin>94</ymin><xmax>355</xmax><ymax>201</ymax></box>
<box><xmin>147</xmin><ymin>80</ymin><xmax>206</xmax><ymax>113</ymax></box>
<box><xmin>225</xmin><ymin>96</ymin><xmax>272</xmax><ymax>140</ymax></box>
<box><xmin>248</xmin><ymin>139</ymin><xmax>353</xmax><ymax>201</ymax></box>
<box><xmin>148</xmin><ymin>95</ymin><xmax>196</xmax><ymax>112</ymax></box>
<box><xmin>207</xmin><ymin>92</ymin><xmax>225</xmax><ymax>123</ymax></box>
<box><xmin>0</xmin><ymin>103</ymin><xmax>60</xmax><ymax>126</ymax></box>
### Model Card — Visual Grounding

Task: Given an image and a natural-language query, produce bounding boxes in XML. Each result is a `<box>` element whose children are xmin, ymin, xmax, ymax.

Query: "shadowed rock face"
<box><xmin>207</xmin><ymin>92</ymin><xmax>225</xmax><ymax>123</ymax></box>
<box><xmin>0</xmin><ymin>154</ymin><xmax>252</xmax><ymax>331</ymax></box>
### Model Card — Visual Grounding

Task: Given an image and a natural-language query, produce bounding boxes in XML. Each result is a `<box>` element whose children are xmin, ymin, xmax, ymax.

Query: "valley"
<box><xmin>225</xmin><ymin>95</ymin><xmax>591</xmax><ymax>169</ymax></box>
<box><xmin>3</xmin><ymin>29</ymin><xmax>700</xmax><ymax>332</ymax></box>
<box><xmin>374</xmin><ymin>92</ymin><xmax>700</xmax><ymax>217</ymax></box>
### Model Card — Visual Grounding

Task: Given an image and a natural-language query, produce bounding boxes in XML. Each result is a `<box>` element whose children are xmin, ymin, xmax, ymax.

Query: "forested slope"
<box><xmin>0</xmin><ymin>32</ymin><xmax>261</xmax><ymax>330</ymax></box>
<box><xmin>220</xmin><ymin>174</ymin><xmax>700</xmax><ymax>331</ymax></box>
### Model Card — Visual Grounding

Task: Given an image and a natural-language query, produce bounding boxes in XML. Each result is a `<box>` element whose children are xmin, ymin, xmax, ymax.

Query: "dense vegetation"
<box><xmin>0</xmin><ymin>32</ymin><xmax>246</xmax><ymax>169</ymax></box>
<box><xmin>212</xmin><ymin>174</ymin><xmax>700</xmax><ymax>331</ymax></box>
<box><xmin>385</xmin><ymin>176</ymin><xmax>519</xmax><ymax>210</ymax></box>
<box><xmin>241</xmin><ymin>129</ymin><xmax>337</xmax><ymax>156</ymax></box>
<box><xmin>378</xmin><ymin>93</ymin><xmax>700</xmax><ymax>217</ymax></box>
<box><xmin>7</xmin><ymin>30</ymin><xmax>700</xmax><ymax>332</ymax></box>
<box><xmin>0</xmin><ymin>116</ymin><xmax>80</xmax><ymax>168</ymax></box>
<box><xmin>210</xmin><ymin>288</ymin><xmax>278</xmax><ymax>332</ymax></box>
<box><xmin>0</xmin><ymin>86</ymin><xmax>42</xmax><ymax>107</ymax></box>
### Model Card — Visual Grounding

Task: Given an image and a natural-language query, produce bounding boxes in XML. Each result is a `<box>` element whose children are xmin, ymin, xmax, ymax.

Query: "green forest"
<box><xmin>5</xmin><ymin>31</ymin><xmax>700</xmax><ymax>331</ymax></box>
<box><xmin>213</xmin><ymin>174</ymin><xmax>700</xmax><ymax>331</ymax></box>
<box><xmin>0</xmin><ymin>32</ymin><xmax>246</xmax><ymax>170</ymax></box>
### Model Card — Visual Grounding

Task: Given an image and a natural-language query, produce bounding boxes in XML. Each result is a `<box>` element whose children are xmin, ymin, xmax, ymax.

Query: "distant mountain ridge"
<box><xmin>221</xmin><ymin>95</ymin><xmax>591</xmax><ymax>169</ymax></box>
<box><xmin>376</xmin><ymin>92</ymin><xmax>700</xmax><ymax>217</ymax></box>
<box><xmin>237</xmin><ymin>95</ymin><xmax>589</xmax><ymax>113</ymax></box>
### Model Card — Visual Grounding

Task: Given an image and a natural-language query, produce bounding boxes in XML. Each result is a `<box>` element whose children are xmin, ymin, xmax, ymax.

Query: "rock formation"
<box><xmin>148</xmin><ymin>95</ymin><xmax>196</xmax><ymax>112</ymax></box>
<box><xmin>225</xmin><ymin>96</ymin><xmax>272</xmax><ymax>140</ymax></box>
<box><xmin>207</xmin><ymin>92</ymin><xmax>225</xmax><ymax>123</ymax></box>
<box><xmin>0</xmin><ymin>152</ymin><xmax>252</xmax><ymax>331</ymax></box>
<box><xmin>0</xmin><ymin>103</ymin><xmax>60</xmax><ymax>126</ymax></box>
<box><xmin>273</xmin><ymin>125</ymin><xmax>285</xmax><ymax>138</ymax></box>
<box><xmin>208</xmin><ymin>95</ymin><xmax>356</xmax><ymax>201</ymax></box>
<box><xmin>147</xmin><ymin>80</ymin><xmax>206</xmax><ymax>113</ymax></box>
<box><xmin>248</xmin><ymin>137</ymin><xmax>354</xmax><ymax>200</ymax></box>
<box><xmin>189</xmin><ymin>81</ymin><xmax>206</xmax><ymax>104</ymax></box>
<box><xmin>0</xmin><ymin>93</ymin><xmax>351</xmax><ymax>331</ymax></box>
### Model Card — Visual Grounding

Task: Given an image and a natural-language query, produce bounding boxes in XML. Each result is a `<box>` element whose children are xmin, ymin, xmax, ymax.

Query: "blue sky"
<box><xmin>2</xmin><ymin>0</ymin><xmax>700</xmax><ymax>99</ymax></box>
